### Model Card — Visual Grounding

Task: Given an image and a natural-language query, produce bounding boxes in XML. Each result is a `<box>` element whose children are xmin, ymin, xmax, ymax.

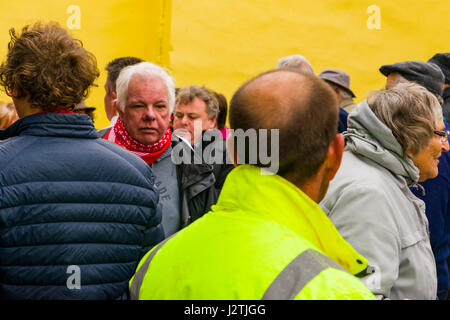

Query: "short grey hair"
<box><xmin>367</xmin><ymin>82</ymin><xmax>442</xmax><ymax>156</ymax></box>
<box><xmin>115</xmin><ymin>61</ymin><xmax>176</xmax><ymax>113</ymax></box>
<box><xmin>276</xmin><ymin>54</ymin><xmax>314</xmax><ymax>74</ymax></box>
<box><xmin>176</xmin><ymin>85</ymin><xmax>219</xmax><ymax>119</ymax></box>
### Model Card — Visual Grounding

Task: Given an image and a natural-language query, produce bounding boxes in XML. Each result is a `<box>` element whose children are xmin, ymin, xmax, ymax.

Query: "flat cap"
<box><xmin>379</xmin><ymin>61</ymin><xmax>445</xmax><ymax>96</ymax></box>
<box><xmin>319</xmin><ymin>69</ymin><xmax>356</xmax><ymax>97</ymax></box>
<box><xmin>428</xmin><ymin>53</ymin><xmax>450</xmax><ymax>84</ymax></box>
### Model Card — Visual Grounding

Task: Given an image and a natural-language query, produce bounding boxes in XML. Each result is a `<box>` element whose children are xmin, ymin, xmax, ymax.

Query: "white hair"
<box><xmin>276</xmin><ymin>54</ymin><xmax>314</xmax><ymax>74</ymax></box>
<box><xmin>115</xmin><ymin>61</ymin><xmax>176</xmax><ymax>113</ymax></box>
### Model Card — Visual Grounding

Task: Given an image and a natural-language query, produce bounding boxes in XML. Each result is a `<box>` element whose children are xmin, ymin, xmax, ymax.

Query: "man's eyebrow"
<box><xmin>128</xmin><ymin>98</ymin><xmax>168</xmax><ymax>105</ymax></box>
<box><xmin>128</xmin><ymin>99</ymin><xmax>145</xmax><ymax>105</ymax></box>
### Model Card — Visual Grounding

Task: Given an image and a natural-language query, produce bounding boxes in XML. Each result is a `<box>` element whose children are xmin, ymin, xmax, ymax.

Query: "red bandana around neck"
<box><xmin>38</xmin><ymin>108</ymin><xmax>75</xmax><ymax>114</ymax></box>
<box><xmin>104</xmin><ymin>117</ymin><xmax>172</xmax><ymax>165</ymax></box>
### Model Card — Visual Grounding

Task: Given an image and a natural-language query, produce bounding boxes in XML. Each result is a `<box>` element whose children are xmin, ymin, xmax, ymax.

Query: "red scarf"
<box><xmin>38</xmin><ymin>108</ymin><xmax>75</xmax><ymax>114</ymax></box>
<box><xmin>104</xmin><ymin>117</ymin><xmax>172</xmax><ymax>165</ymax></box>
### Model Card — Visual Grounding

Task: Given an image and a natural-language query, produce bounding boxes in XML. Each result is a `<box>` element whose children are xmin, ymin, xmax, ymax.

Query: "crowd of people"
<box><xmin>0</xmin><ymin>21</ymin><xmax>449</xmax><ymax>300</ymax></box>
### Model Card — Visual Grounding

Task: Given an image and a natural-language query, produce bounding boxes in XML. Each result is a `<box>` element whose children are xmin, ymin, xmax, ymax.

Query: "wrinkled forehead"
<box><xmin>126</xmin><ymin>75</ymin><xmax>169</xmax><ymax>100</ymax></box>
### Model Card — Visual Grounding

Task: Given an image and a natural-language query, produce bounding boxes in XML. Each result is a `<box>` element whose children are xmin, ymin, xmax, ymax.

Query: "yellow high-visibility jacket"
<box><xmin>130</xmin><ymin>165</ymin><xmax>375</xmax><ymax>300</ymax></box>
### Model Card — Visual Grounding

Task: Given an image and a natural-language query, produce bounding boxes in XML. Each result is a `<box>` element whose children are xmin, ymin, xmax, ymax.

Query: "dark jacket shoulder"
<box><xmin>172</xmin><ymin>130</ymin><xmax>234</xmax><ymax>226</ymax></box>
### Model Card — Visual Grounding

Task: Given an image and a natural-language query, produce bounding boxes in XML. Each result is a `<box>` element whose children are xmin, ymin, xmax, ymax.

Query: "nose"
<box><xmin>180</xmin><ymin>115</ymin><xmax>190</xmax><ymax>127</ymax></box>
<box><xmin>143</xmin><ymin>106</ymin><xmax>157</xmax><ymax>120</ymax></box>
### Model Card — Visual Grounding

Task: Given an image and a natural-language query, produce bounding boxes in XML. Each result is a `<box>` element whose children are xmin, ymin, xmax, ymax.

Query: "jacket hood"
<box><xmin>344</xmin><ymin>100</ymin><xmax>420</xmax><ymax>185</ymax></box>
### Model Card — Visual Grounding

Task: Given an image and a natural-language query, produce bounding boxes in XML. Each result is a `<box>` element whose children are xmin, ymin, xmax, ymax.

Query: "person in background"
<box><xmin>428</xmin><ymin>53</ymin><xmax>450</xmax><ymax>122</ymax></box>
<box><xmin>319</xmin><ymin>69</ymin><xmax>357</xmax><ymax>133</ymax></box>
<box><xmin>0</xmin><ymin>101</ymin><xmax>18</xmax><ymax>129</ymax></box>
<box><xmin>101</xmin><ymin>56</ymin><xmax>143</xmax><ymax>131</ymax></box>
<box><xmin>320</xmin><ymin>83</ymin><xmax>447</xmax><ymax>299</ymax></box>
<box><xmin>73</xmin><ymin>100</ymin><xmax>96</xmax><ymax>123</ymax></box>
<box><xmin>0</xmin><ymin>22</ymin><xmax>163</xmax><ymax>299</ymax></box>
<box><xmin>428</xmin><ymin>53</ymin><xmax>450</xmax><ymax>299</ymax></box>
<box><xmin>213</xmin><ymin>91</ymin><xmax>230</xmax><ymax>139</ymax></box>
<box><xmin>319</xmin><ymin>69</ymin><xmax>357</xmax><ymax>113</ymax></box>
<box><xmin>173</xmin><ymin>85</ymin><xmax>234</xmax><ymax>191</ymax></box>
<box><xmin>173</xmin><ymin>85</ymin><xmax>218</xmax><ymax>146</ymax></box>
<box><xmin>380</xmin><ymin>60</ymin><xmax>444</xmax><ymax>103</ymax></box>
<box><xmin>381</xmin><ymin>60</ymin><xmax>450</xmax><ymax>300</ymax></box>
<box><xmin>128</xmin><ymin>69</ymin><xmax>375</xmax><ymax>300</ymax></box>
<box><xmin>276</xmin><ymin>54</ymin><xmax>314</xmax><ymax>74</ymax></box>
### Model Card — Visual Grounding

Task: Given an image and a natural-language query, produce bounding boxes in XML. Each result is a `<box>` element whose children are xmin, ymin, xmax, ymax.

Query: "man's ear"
<box><xmin>209</xmin><ymin>117</ymin><xmax>217</xmax><ymax>129</ymax></box>
<box><xmin>324</xmin><ymin>133</ymin><xmax>345</xmax><ymax>181</ymax></box>
<box><xmin>112</xmin><ymin>91</ymin><xmax>118</xmax><ymax>113</ymax></box>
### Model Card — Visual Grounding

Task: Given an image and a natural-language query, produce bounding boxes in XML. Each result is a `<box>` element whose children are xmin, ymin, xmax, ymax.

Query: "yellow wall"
<box><xmin>0</xmin><ymin>0</ymin><xmax>171</xmax><ymax>129</ymax></box>
<box><xmin>1</xmin><ymin>1</ymin><xmax>450</xmax><ymax>129</ymax></box>
<box><xmin>170</xmin><ymin>0</ymin><xmax>450</xmax><ymax>118</ymax></box>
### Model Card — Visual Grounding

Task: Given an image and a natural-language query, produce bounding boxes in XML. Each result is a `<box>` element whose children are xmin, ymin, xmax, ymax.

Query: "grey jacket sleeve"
<box><xmin>320</xmin><ymin>184</ymin><xmax>402</xmax><ymax>299</ymax></box>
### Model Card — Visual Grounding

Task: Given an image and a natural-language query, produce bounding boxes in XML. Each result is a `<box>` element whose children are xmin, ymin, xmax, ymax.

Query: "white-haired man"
<box><xmin>102</xmin><ymin>62</ymin><xmax>223</xmax><ymax>237</ymax></box>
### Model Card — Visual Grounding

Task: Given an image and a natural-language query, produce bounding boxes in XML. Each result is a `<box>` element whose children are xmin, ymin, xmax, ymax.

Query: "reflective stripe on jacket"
<box><xmin>130</xmin><ymin>165</ymin><xmax>375</xmax><ymax>300</ymax></box>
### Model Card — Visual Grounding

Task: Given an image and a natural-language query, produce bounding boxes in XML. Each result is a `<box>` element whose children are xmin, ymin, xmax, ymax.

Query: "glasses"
<box><xmin>434</xmin><ymin>130</ymin><xmax>449</xmax><ymax>143</ymax></box>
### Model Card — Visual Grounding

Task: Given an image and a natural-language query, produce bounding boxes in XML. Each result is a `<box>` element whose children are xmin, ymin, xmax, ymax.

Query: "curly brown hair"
<box><xmin>0</xmin><ymin>22</ymin><xmax>99</xmax><ymax>111</ymax></box>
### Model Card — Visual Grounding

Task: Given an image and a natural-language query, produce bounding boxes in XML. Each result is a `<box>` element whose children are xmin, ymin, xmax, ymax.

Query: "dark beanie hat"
<box><xmin>428</xmin><ymin>53</ymin><xmax>450</xmax><ymax>84</ymax></box>
<box><xmin>379</xmin><ymin>61</ymin><xmax>445</xmax><ymax>96</ymax></box>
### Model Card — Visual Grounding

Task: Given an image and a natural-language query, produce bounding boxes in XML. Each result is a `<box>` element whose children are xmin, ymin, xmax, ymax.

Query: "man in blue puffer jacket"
<box><xmin>0</xmin><ymin>22</ymin><xmax>164</xmax><ymax>299</ymax></box>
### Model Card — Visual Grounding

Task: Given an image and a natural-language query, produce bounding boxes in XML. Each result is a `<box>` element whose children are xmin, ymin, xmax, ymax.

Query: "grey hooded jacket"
<box><xmin>320</xmin><ymin>100</ymin><xmax>437</xmax><ymax>300</ymax></box>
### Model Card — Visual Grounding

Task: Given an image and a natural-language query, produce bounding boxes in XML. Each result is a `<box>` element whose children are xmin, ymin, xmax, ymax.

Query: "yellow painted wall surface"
<box><xmin>170</xmin><ymin>0</ymin><xmax>450</xmax><ymax>120</ymax></box>
<box><xmin>0</xmin><ymin>0</ymin><xmax>171</xmax><ymax>129</ymax></box>
<box><xmin>1</xmin><ymin>1</ymin><xmax>449</xmax><ymax>129</ymax></box>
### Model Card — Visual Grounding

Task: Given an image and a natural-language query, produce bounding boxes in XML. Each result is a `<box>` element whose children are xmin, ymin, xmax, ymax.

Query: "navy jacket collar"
<box><xmin>0</xmin><ymin>113</ymin><xmax>98</xmax><ymax>140</ymax></box>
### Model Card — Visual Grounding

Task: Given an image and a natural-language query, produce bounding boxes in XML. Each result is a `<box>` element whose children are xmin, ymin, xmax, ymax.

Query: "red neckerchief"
<box><xmin>103</xmin><ymin>117</ymin><xmax>172</xmax><ymax>165</ymax></box>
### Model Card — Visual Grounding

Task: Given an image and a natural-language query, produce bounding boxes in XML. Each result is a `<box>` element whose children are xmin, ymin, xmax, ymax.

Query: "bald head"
<box><xmin>229</xmin><ymin>69</ymin><xmax>339</xmax><ymax>185</ymax></box>
<box><xmin>230</xmin><ymin>71</ymin><xmax>310</xmax><ymax>134</ymax></box>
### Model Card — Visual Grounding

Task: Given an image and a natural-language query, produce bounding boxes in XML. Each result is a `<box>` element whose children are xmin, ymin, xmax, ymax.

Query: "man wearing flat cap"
<box><xmin>381</xmin><ymin>59</ymin><xmax>450</xmax><ymax>300</ymax></box>
<box><xmin>380</xmin><ymin>60</ymin><xmax>445</xmax><ymax>101</ymax></box>
<box><xmin>319</xmin><ymin>69</ymin><xmax>357</xmax><ymax>133</ymax></box>
<box><xmin>429</xmin><ymin>53</ymin><xmax>450</xmax><ymax>122</ymax></box>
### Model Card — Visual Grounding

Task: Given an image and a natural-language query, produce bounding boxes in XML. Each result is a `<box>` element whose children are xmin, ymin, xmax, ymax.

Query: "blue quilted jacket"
<box><xmin>0</xmin><ymin>113</ymin><xmax>164</xmax><ymax>300</ymax></box>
